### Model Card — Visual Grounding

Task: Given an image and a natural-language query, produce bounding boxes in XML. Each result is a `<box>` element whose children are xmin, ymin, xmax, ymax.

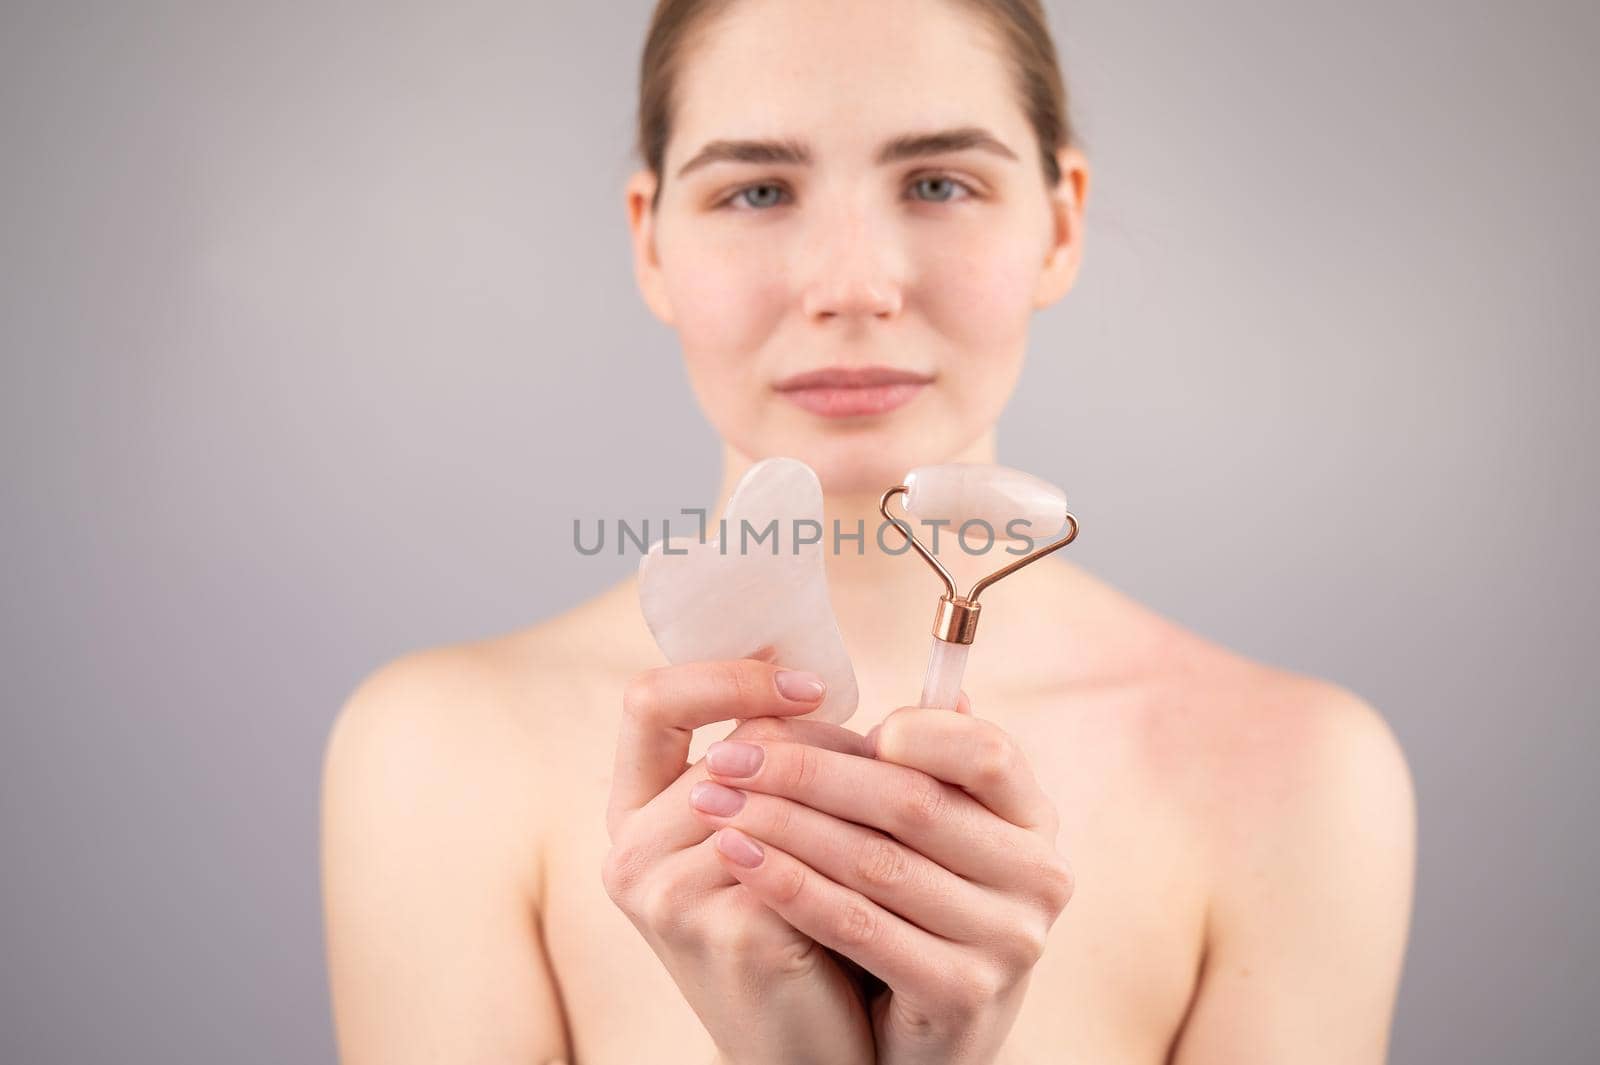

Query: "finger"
<box><xmin>725</xmin><ymin>715</ymin><xmax>876</xmax><ymax>759</ymax></box>
<box><xmin>866</xmin><ymin>691</ymin><xmax>969</xmax><ymax>754</ymax></box>
<box><xmin>612</xmin><ymin>834</ymin><xmax>818</xmax><ymax>955</ymax></box>
<box><xmin>710</xmin><ymin>827</ymin><xmax>965</xmax><ymax>1002</ymax></box>
<box><xmin>689</xmin><ymin>785</ymin><xmax>1031</xmax><ymax>947</ymax></box>
<box><xmin>608</xmin><ymin>659</ymin><xmax>827</xmax><ymax>838</ymax></box>
<box><xmin>866</xmin><ymin>689</ymin><xmax>971</xmax><ymax>752</ymax></box>
<box><xmin>874</xmin><ymin>708</ymin><xmax>1057</xmax><ymax>834</ymax></box>
<box><xmin>703</xmin><ymin>738</ymin><xmax>1046</xmax><ymax>890</ymax></box>
<box><xmin>625</xmin><ymin>716</ymin><xmax>876</xmax><ymax>858</ymax></box>
<box><xmin>643</xmin><ymin>835</ymin><xmax>742</xmax><ymax>914</ymax></box>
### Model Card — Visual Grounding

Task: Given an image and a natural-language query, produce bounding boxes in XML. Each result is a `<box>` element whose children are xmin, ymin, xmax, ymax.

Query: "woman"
<box><xmin>321</xmin><ymin>1</ymin><xmax>1416</xmax><ymax>1062</ymax></box>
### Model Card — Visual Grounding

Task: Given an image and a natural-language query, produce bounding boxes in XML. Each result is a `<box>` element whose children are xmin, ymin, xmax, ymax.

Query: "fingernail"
<box><xmin>717</xmin><ymin>828</ymin><xmax>764</xmax><ymax>868</ymax></box>
<box><xmin>706</xmin><ymin>740</ymin><xmax>764</xmax><ymax>777</ymax></box>
<box><xmin>774</xmin><ymin>670</ymin><xmax>826</xmax><ymax>702</ymax></box>
<box><xmin>689</xmin><ymin>780</ymin><xmax>747</xmax><ymax>817</ymax></box>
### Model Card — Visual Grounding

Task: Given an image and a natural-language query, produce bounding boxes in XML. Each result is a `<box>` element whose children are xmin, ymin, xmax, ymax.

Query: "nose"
<box><xmin>798</xmin><ymin>203</ymin><xmax>906</xmax><ymax>323</ymax></box>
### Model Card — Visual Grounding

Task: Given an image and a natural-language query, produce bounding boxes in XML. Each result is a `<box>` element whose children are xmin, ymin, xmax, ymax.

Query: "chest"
<box><xmin>539</xmin><ymin>709</ymin><xmax>1208</xmax><ymax>1064</ymax></box>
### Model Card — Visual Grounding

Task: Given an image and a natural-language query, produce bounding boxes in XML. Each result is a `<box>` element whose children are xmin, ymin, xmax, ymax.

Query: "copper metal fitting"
<box><xmin>879</xmin><ymin>484</ymin><xmax>1079</xmax><ymax>647</ymax></box>
<box><xmin>932</xmin><ymin>595</ymin><xmax>981</xmax><ymax>644</ymax></box>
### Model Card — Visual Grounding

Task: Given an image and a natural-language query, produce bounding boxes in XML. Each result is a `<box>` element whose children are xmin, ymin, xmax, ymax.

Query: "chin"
<box><xmin>756</xmin><ymin>424</ymin><xmax>966</xmax><ymax>498</ymax></box>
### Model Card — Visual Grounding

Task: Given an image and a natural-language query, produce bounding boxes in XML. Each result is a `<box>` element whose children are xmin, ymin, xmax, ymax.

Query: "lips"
<box><xmin>774</xmin><ymin>365</ymin><xmax>933</xmax><ymax>391</ymax></box>
<box><xmin>773</xmin><ymin>365</ymin><xmax>934</xmax><ymax>418</ymax></box>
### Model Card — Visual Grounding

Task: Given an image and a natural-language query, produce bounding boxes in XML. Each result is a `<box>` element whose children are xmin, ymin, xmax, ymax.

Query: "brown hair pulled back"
<box><xmin>636</xmin><ymin>0</ymin><xmax>1075</xmax><ymax>209</ymax></box>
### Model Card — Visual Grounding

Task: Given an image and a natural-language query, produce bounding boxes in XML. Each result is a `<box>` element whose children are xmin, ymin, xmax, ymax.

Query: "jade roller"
<box><xmin>879</xmin><ymin>463</ymin><xmax>1079</xmax><ymax>711</ymax></box>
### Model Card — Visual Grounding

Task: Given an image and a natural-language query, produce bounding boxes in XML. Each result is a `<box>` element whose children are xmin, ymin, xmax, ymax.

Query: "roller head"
<box><xmin>901</xmin><ymin>463</ymin><xmax>1068</xmax><ymax>542</ymax></box>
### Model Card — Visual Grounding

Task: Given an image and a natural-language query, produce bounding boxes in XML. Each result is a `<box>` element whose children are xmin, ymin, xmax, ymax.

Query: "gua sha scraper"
<box><xmin>638</xmin><ymin>457</ymin><xmax>859</xmax><ymax>724</ymax></box>
<box><xmin>880</xmin><ymin>463</ymin><xmax>1079</xmax><ymax>711</ymax></box>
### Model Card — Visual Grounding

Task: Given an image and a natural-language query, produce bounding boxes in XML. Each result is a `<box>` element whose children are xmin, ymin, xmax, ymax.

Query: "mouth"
<box><xmin>772</xmin><ymin>365</ymin><xmax>934</xmax><ymax>418</ymax></box>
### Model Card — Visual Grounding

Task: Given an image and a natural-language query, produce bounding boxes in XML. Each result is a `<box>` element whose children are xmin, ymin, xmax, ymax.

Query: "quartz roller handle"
<box><xmin>918</xmin><ymin>637</ymin><xmax>969</xmax><ymax>710</ymax></box>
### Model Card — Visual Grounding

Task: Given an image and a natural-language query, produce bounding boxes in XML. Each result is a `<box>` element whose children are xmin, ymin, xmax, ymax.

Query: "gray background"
<box><xmin>2</xmin><ymin>1</ymin><xmax>1594</xmax><ymax>1062</ymax></box>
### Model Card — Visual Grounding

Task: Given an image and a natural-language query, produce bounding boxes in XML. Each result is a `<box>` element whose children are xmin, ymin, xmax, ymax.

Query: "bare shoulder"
<box><xmin>1091</xmin><ymin>607</ymin><xmax>1419</xmax><ymax>1056</ymax></box>
<box><xmin>1044</xmin><ymin>556</ymin><xmax>1416</xmax><ymax>871</ymax></box>
<box><xmin>319</xmin><ymin>582</ymin><xmax>651</xmax><ymax>1062</ymax></box>
<box><xmin>1108</xmin><ymin>603</ymin><xmax>1416</xmax><ymax>850</ymax></box>
<box><xmin>1040</xmin><ymin>566</ymin><xmax>1414</xmax><ymax>831</ymax></box>
<box><xmin>321</xmin><ymin>575</ymin><xmax>654</xmax><ymax>901</ymax></box>
<box><xmin>1088</xmin><ymin>604</ymin><xmax>1418</xmax><ymax>1055</ymax></box>
<box><xmin>1122</xmin><ymin>614</ymin><xmax>1417</xmax><ymax>996</ymax></box>
<box><xmin>320</xmin><ymin>636</ymin><xmax>548</xmax><ymax>908</ymax></box>
<box><xmin>1172</xmin><ymin>633</ymin><xmax>1414</xmax><ymax>852</ymax></box>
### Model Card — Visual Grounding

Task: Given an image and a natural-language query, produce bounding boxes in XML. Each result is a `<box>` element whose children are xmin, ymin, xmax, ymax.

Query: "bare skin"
<box><xmin>323</xmin><ymin>513</ymin><xmax>1414</xmax><ymax>1063</ymax></box>
<box><xmin>322</xmin><ymin>1</ymin><xmax>1415</xmax><ymax>1059</ymax></box>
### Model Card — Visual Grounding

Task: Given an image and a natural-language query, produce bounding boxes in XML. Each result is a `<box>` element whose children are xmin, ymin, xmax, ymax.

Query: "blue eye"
<box><xmin>729</xmin><ymin>183</ymin><xmax>789</xmax><ymax>210</ymax></box>
<box><xmin>909</xmin><ymin>175</ymin><xmax>972</xmax><ymax>203</ymax></box>
<box><xmin>721</xmin><ymin>175</ymin><xmax>974</xmax><ymax>210</ymax></box>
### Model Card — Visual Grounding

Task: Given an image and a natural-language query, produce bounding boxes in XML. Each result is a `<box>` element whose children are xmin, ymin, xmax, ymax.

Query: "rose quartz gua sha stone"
<box><xmin>637</xmin><ymin>457</ymin><xmax>859</xmax><ymax>724</ymax></box>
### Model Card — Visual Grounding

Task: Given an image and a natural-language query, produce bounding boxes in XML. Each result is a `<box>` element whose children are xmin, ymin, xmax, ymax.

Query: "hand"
<box><xmin>691</xmin><ymin>693</ymin><xmax>1074</xmax><ymax>1065</ymax></box>
<box><xmin>602</xmin><ymin>657</ymin><xmax>878</xmax><ymax>1065</ymax></box>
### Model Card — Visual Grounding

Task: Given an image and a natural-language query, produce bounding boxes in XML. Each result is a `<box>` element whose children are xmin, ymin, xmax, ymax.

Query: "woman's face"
<box><xmin>627</xmin><ymin>0</ymin><xmax>1087</xmax><ymax>494</ymax></box>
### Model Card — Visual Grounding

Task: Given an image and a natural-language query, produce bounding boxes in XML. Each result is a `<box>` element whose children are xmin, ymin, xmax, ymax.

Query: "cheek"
<box><xmin>660</xmin><ymin>226</ymin><xmax>789</xmax><ymax>366</ymax></box>
<box><xmin>913</xmin><ymin>220</ymin><xmax>1041</xmax><ymax>351</ymax></box>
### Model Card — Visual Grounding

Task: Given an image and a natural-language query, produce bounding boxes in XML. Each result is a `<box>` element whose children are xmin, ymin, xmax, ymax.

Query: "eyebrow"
<box><xmin>674</xmin><ymin>126</ymin><xmax>1019</xmax><ymax>178</ymax></box>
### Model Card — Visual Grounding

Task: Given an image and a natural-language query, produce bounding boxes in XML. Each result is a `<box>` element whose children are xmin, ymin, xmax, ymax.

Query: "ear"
<box><xmin>1032</xmin><ymin>145</ymin><xmax>1090</xmax><ymax>309</ymax></box>
<box><xmin>625</xmin><ymin>168</ymin><xmax>676</xmax><ymax>325</ymax></box>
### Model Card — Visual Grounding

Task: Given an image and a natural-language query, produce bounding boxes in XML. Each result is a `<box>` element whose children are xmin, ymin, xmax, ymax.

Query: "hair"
<box><xmin>636</xmin><ymin>0</ymin><xmax>1075</xmax><ymax>210</ymax></box>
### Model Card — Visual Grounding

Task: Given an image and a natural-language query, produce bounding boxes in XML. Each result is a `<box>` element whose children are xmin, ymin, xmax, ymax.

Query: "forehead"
<box><xmin>667</xmin><ymin>0</ymin><xmax>1025</xmax><ymax>167</ymax></box>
